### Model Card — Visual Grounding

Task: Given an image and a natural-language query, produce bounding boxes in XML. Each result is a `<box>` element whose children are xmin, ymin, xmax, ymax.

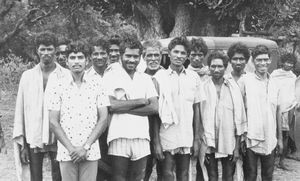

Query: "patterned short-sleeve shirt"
<box><xmin>48</xmin><ymin>74</ymin><xmax>110</xmax><ymax>161</ymax></box>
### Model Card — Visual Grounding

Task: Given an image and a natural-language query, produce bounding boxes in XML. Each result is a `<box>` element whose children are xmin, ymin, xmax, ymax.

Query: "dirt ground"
<box><xmin>1</xmin><ymin>91</ymin><xmax>300</xmax><ymax>181</ymax></box>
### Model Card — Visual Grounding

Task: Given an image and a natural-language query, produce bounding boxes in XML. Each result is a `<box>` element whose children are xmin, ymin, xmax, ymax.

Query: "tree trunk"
<box><xmin>132</xmin><ymin>0</ymin><xmax>166</xmax><ymax>40</ymax></box>
<box><xmin>190</xmin><ymin>8</ymin><xmax>216</xmax><ymax>36</ymax></box>
<box><xmin>169</xmin><ymin>2</ymin><xmax>191</xmax><ymax>37</ymax></box>
<box><xmin>67</xmin><ymin>13</ymin><xmax>81</xmax><ymax>40</ymax></box>
<box><xmin>238</xmin><ymin>14</ymin><xmax>246</xmax><ymax>37</ymax></box>
<box><xmin>190</xmin><ymin>7</ymin><xmax>238</xmax><ymax>37</ymax></box>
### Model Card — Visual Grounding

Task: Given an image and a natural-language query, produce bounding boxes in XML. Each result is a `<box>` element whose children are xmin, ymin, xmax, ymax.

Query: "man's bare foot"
<box><xmin>277</xmin><ymin>161</ymin><xmax>291</xmax><ymax>171</ymax></box>
<box><xmin>286</xmin><ymin>153</ymin><xmax>300</xmax><ymax>161</ymax></box>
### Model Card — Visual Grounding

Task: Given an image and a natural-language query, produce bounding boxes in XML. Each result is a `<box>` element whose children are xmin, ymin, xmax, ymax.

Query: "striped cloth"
<box><xmin>108</xmin><ymin>138</ymin><xmax>150</xmax><ymax>161</ymax></box>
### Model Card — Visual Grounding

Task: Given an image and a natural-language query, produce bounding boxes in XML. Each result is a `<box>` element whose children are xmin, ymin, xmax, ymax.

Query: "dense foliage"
<box><xmin>0</xmin><ymin>0</ymin><xmax>300</xmax><ymax>61</ymax></box>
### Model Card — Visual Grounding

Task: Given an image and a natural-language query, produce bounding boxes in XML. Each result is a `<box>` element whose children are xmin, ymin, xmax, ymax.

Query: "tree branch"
<box><xmin>0</xmin><ymin>1</ymin><xmax>15</xmax><ymax>19</ymax></box>
<box><xmin>26</xmin><ymin>8</ymin><xmax>55</xmax><ymax>25</ymax></box>
<box><xmin>0</xmin><ymin>7</ymin><xmax>57</xmax><ymax>49</ymax></box>
<box><xmin>0</xmin><ymin>16</ymin><xmax>25</xmax><ymax>48</ymax></box>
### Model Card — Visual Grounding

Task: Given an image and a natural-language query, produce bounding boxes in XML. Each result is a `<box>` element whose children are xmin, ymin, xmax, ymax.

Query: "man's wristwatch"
<box><xmin>83</xmin><ymin>144</ymin><xmax>91</xmax><ymax>151</ymax></box>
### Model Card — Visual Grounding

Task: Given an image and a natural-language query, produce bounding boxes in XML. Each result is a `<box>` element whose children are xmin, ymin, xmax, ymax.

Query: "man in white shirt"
<box><xmin>13</xmin><ymin>31</ymin><xmax>67</xmax><ymax>181</ymax></box>
<box><xmin>240</xmin><ymin>45</ymin><xmax>283</xmax><ymax>181</ymax></box>
<box><xmin>187</xmin><ymin>37</ymin><xmax>209</xmax><ymax>181</ymax></box>
<box><xmin>270</xmin><ymin>53</ymin><xmax>297</xmax><ymax>170</ymax></box>
<box><xmin>48</xmin><ymin>40</ymin><xmax>109</xmax><ymax>181</ymax></box>
<box><xmin>142</xmin><ymin>40</ymin><xmax>164</xmax><ymax>181</ymax></box>
<box><xmin>154</xmin><ymin>36</ymin><xmax>204</xmax><ymax>181</ymax></box>
<box><xmin>201</xmin><ymin>51</ymin><xmax>246</xmax><ymax>181</ymax></box>
<box><xmin>103</xmin><ymin>36</ymin><xmax>158</xmax><ymax>181</ymax></box>
<box><xmin>85</xmin><ymin>37</ymin><xmax>112</xmax><ymax>181</ymax></box>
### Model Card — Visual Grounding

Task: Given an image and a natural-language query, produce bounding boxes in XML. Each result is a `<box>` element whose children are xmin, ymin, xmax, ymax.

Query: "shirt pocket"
<box><xmin>221</xmin><ymin>94</ymin><xmax>234</xmax><ymax>111</ymax></box>
<box><xmin>182</xmin><ymin>84</ymin><xmax>196</xmax><ymax>102</ymax></box>
<box><xmin>222</xmin><ymin>102</ymin><xmax>234</xmax><ymax>111</ymax></box>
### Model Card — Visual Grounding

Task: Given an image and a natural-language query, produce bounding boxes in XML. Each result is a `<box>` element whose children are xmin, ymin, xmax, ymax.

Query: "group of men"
<box><xmin>12</xmin><ymin>31</ymin><xmax>298</xmax><ymax>181</ymax></box>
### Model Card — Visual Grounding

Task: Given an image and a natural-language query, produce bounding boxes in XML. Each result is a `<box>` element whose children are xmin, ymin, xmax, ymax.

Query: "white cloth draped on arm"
<box><xmin>271</xmin><ymin>69</ymin><xmax>297</xmax><ymax>130</ymax></box>
<box><xmin>154</xmin><ymin>70</ymin><xmax>179</xmax><ymax>129</ymax></box>
<box><xmin>13</xmin><ymin>63</ymin><xmax>69</xmax><ymax>181</ymax></box>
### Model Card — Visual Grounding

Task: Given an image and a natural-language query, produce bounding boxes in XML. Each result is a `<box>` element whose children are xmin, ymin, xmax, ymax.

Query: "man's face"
<box><xmin>231</xmin><ymin>53</ymin><xmax>247</xmax><ymax>72</ymax></box>
<box><xmin>67</xmin><ymin>52</ymin><xmax>86</xmax><ymax>74</ymax></box>
<box><xmin>37</xmin><ymin>44</ymin><xmax>56</xmax><ymax>65</ymax></box>
<box><xmin>209</xmin><ymin>58</ymin><xmax>226</xmax><ymax>80</ymax></box>
<box><xmin>253</xmin><ymin>54</ymin><xmax>271</xmax><ymax>75</ymax></box>
<box><xmin>144</xmin><ymin>47</ymin><xmax>161</xmax><ymax>70</ymax></box>
<box><xmin>56</xmin><ymin>44</ymin><xmax>68</xmax><ymax>68</ymax></box>
<box><xmin>91</xmin><ymin>46</ymin><xmax>108</xmax><ymax>69</ymax></box>
<box><xmin>121</xmin><ymin>48</ymin><xmax>140</xmax><ymax>73</ymax></box>
<box><xmin>189</xmin><ymin>50</ymin><xmax>205</xmax><ymax>68</ymax></box>
<box><xmin>109</xmin><ymin>44</ymin><xmax>120</xmax><ymax>63</ymax></box>
<box><xmin>282</xmin><ymin>61</ymin><xmax>294</xmax><ymax>71</ymax></box>
<box><xmin>169</xmin><ymin>45</ymin><xmax>188</xmax><ymax>67</ymax></box>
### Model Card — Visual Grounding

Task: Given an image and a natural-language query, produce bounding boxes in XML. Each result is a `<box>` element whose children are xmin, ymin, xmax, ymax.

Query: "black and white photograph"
<box><xmin>1</xmin><ymin>0</ymin><xmax>300</xmax><ymax>180</ymax></box>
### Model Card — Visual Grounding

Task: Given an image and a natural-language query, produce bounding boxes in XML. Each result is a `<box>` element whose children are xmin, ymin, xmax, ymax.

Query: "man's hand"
<box><xmin>70</xmin><ymin>147</ymin><xmax>87</xmax><ymax>163</ymax></box>
<box><xmin>20</xmin><ymin>145</ymin><xmax>30</xmax><ymax>164</ymax></box>
<box><xmin>110</xmin><ymin>95</ymin><xmax>149</xmax><ymax>106</ymax></box>
<box><xmin>192</xmin><ymin>139</ymin><xmax>201</xmax><ymax>158</ymax></box>
<box><xmin>240</xmin><ymin>141</ymin><xmax>247</xmax><ymax>156</ymax></box>
<box><xmin>0</xmin><ymin>136</ymin><xmax>6</xmax><ymax>154</ymax></box>
<box><xmin>231</xmin><ymin>147</ymin><xmax>240</xmax><ymax>163</ymax></box>
<box><xmin>153</xmin><ymin>142</ymin><xmax>165</xmax><ymax>160</ymax></box>
<box><xmin>277</xmin><ymin>139</ymin><xmax>283</xmax><ymax>155</ymax></box>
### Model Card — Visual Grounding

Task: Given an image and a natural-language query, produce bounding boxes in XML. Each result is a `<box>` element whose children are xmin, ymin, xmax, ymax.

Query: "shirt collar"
<box><xmin>167</xmin><ymin>66</ymin><xmax>186</xmax><ymax>75</ymax></box>
<box><xmin>37</xmin><ymin>62</ymin><xmax>62</xmax><ymax>74</ymax></box>
<box><xmin>227</xmin><ymin>71</ymin><xmax>247</xmax><ymax>80</ymax></box>
<box><xmin>210</xmin><ymin>77</ymin><xmax>230</xmax><ymax>87</ymax></box>
<box><xmin>254</xmin><ymin>71</ymin><xmax>270</xmax><ymax>80</ymax></box>
<box><xmin>187</xmin><ymin>64</ymin><xmax>205</xmax><ymax>71</ymax></box>
<box><xmin>144</xmin><ymin>66</ymin><xmax>163</xmax><ymax>75</ymax></box>
<box><xmin>86</xmin><ymin>66</ymin><xmax>104</xmax><ymax>77</ymax></box>
<box><xmin>69</xmin><ymin>72</ymin><xmax>87</xmax><ymax>85</ymax></box>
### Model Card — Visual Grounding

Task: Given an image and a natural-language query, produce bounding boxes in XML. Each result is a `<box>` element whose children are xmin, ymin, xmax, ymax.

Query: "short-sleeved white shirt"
<box><xmin>155</xmin><ymin>68</ymin><xmax>206</xmax><ymax>150</ymax></box>
<box><xmin>48</xmin><ymin>73</ymin><xmax>110</xmax><ymax>161</ymax></box>
<box><xmin>85</xmin><ymin>66</ymin><xmax>103</xmax><ymax>80</ymax></box>
<box><xmin>239</xmin><ymin>72</ymin><xmax>279</xmax><ymax>155</ymax></box>
<box><xmin>103</xmin><ymin>68</ymin><xmax>158</xmax><ymax>143</ymax></box>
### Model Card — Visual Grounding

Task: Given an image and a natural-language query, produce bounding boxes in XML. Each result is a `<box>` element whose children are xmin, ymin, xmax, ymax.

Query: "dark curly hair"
<box><xmin>168</xmin><ymin>36</ymin><xmax>191</xmax><ymax>55</ymax></box>
<box><xmin>109</xmin><ymin>34</ymin><xmax>121</xmax><ymax>46</ymax></box>
<box><xmin>119</xmin><ymin>36</ymin><xmax>143</xmax><ymax>55</ymax></box>
<box><xmin>66</xmin><ymin>40</ymin><xmax>90</xmax><ymax>57</ymax></box>
<box><xmin>90</xmin><ymin>37</ymin><xmax>110</xmax><ymax>53</ymax></box>
<box><xmin>190</xmin><ymin>38</ymin><xmax>208</xmax><ymax>56</ymax></box>
<box><xmin>57</xmin><ymin>36</ymin><xmax>71</xmax><ymax>47</ymax></box>
<box><xmin>207</xmin><ymin>50</ymin><xmax>229</xmax><ymax>68</ymax></box>
<box><xmin>252</xmin><ymin>45</ymin><xmax>270</xmax><ymax>59</ymax></box>
<box><xmin>35</xmin><ymin>31</ymin><xmax>58</xmax><ymax>49</ymax></box>
<box><xmin>227</xmin><ymin>42</ymin><xmax>250</xmax><ymax>63</ymax></box>
<box><xmin>280</xmin><ymin>52</ymin><xmax>297</xmax><ymax>65</ymax></box>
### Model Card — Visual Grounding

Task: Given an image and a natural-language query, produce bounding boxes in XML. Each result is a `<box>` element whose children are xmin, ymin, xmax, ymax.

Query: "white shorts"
<box><xmin>108</xmin><ymin>138</ymin><xmax>150</xmax><ymax>161</ymax></box>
